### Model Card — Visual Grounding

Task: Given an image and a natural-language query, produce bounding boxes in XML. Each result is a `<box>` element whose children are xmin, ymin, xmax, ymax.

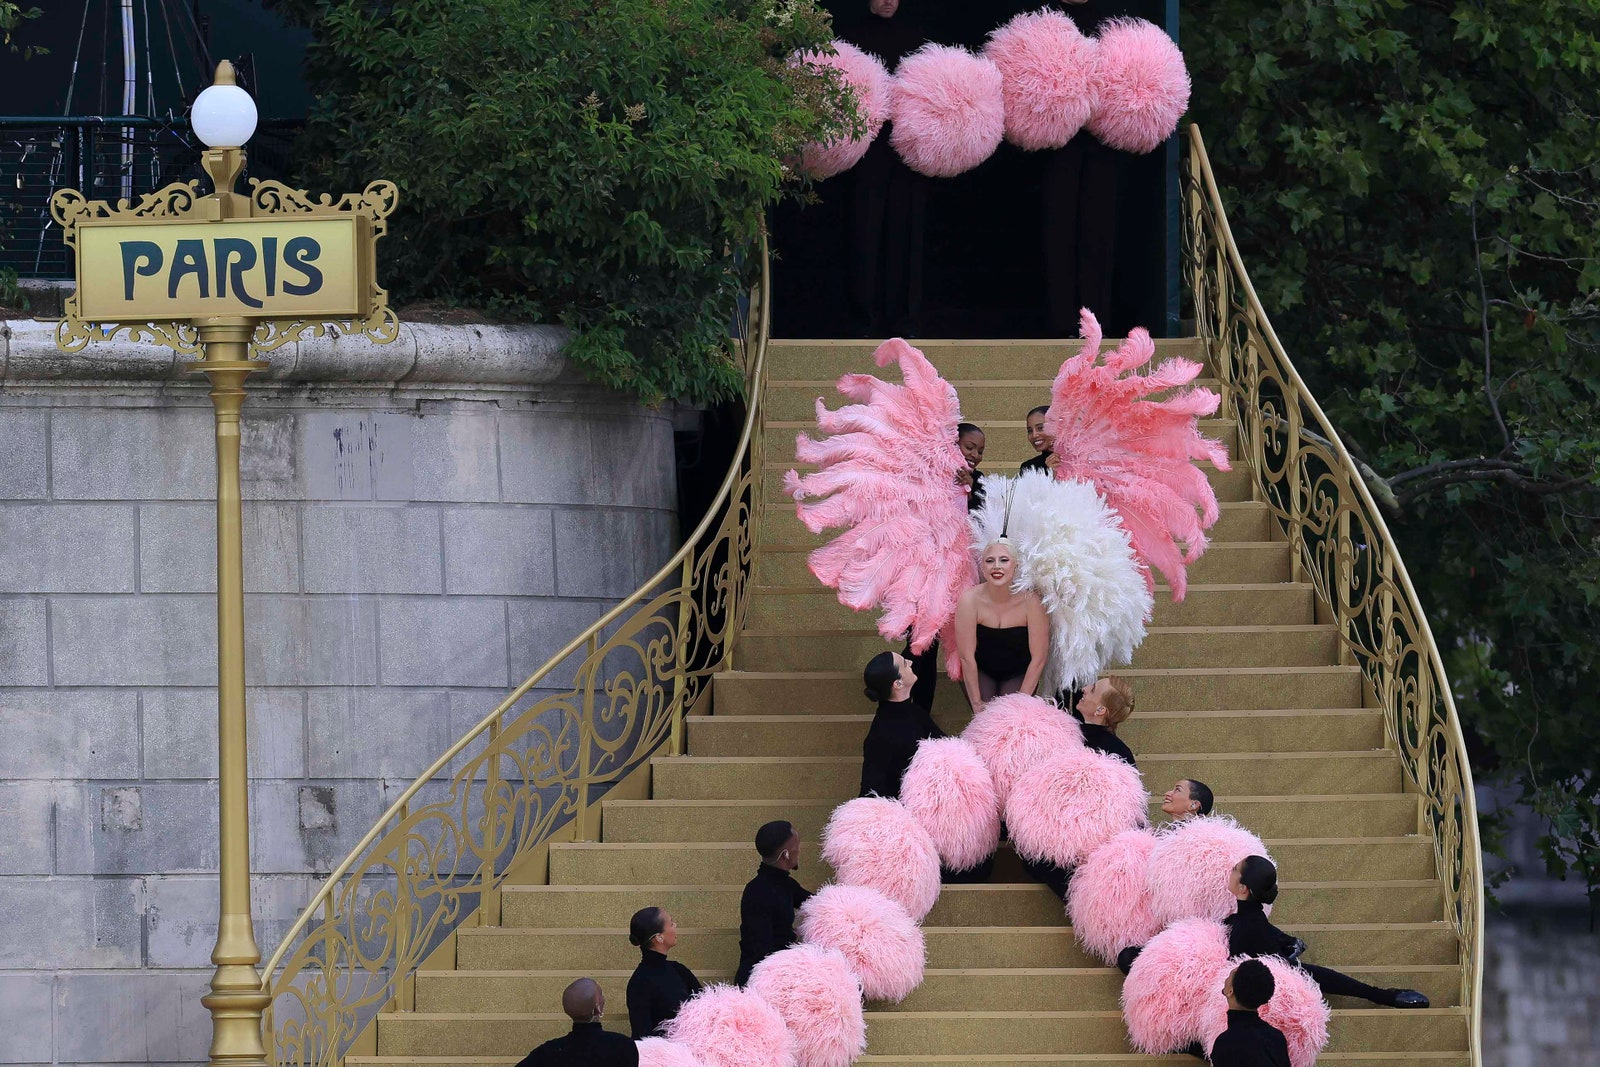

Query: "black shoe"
<box><xmin>1388</xmin><ymin>989</ymin><xmax>1430</xmax><ymax>1008</ymax></box>
<box><xmin>1179</xmin><ymin>1041</ymin><xmax>1206</xmax><ymax>1060</ymax></box>
<box><xmin>1116</xmin><ymin>944</ymin><xmax>1142</xmax><ymax>975</ymax></box>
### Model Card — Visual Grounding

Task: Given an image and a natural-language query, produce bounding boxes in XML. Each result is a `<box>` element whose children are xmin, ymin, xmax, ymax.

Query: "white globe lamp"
<box><xmin>191</xmin><ymin>62</ymin><xmax>258</xmax><ymax>149</ymax></box>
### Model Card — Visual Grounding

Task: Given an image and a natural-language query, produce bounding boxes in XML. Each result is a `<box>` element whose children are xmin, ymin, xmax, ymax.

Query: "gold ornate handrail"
<box><xmin>1183</xmin><ymin>126</ymin><xmax>1483</xmax><ymax>1062</ymax></box>
<box><xmin>259</xmin><ymin>243</ymin><xmax>771</xmax><ymax>1065</ymax></box>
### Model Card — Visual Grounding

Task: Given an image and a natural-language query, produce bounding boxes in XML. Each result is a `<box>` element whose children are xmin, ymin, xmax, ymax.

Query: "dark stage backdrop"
<box><xmin>771</xmin><ymin>0</ymin><xmax>1178</xmax><ymax>340</ymax></box>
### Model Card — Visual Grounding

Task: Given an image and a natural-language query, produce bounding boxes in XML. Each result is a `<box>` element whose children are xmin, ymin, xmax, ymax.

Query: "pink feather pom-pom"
<box><xmin>899</xmin><ymin>737</ymin><xmax>1002</xmax><ymax>872</ymax></box>
<box><xmin>746</xmin><ymin>945</ymin><xmax>867</xmax><ymax>1067</ymax></box>
<box><xmin>664</xmin><ymin>985</ymin><xmax>797</xmax><ymax>1067</ymax></box>
<box><xmin>1005</xmin><ymin>746</ymin><xmax>1148</xmax><ymax>868</ymax></box>
<box><xmin>984</xmin><ymin>10</ymin><xmax>1100</xmax><ymax>150</ymax></box>
<box><xmin>1146</xmin><ymin>815</ymin><xmax>1271</xmax><ymax>926</ymax></box>
<box><xmin>796</xmin><ymin>42</ymin><xmax>892</xmax><ymax>179</ymax></box>
<box><xmin>1200</xmin><ymin>957</ymin><xmax>1331</xmax><ymax>1067</ymax></box>
<box><xmin>960</xmin><ymin>693</ymin><xmax>1083</xmax><ymax>805</ymax></box>
<box><xmin>1067</xmin><ymin>828</ymin><xmax>1163</xmax><ymax>964</ymax></box>
<box><xmin>1087</xmin><ymin>18</ymin><xmax>1190</xmax><ymax>154</ymax></box>
<box><xmin>1120</xmin><ymin>918</ymin><xmax>1232</xmax><ymax>1054</ymax></box>
<box><xmin>798</xmin><ymin>884</ymin><xmax>925</xmax><ymax>1003</ymax></box>
<box><xmin>637</xmin><ymin>1037</ymin><xmax>707</xmax><ymax>1067</ymax></box>
<box><xmin>820</xmin><ymin>795</ymin><xmax>942</xmax><ymax>921</ymax></box>
<box><xmin>890</xmin><ymin>44</ymin><xmax>1005</xmax><ymax>177</ymax></box>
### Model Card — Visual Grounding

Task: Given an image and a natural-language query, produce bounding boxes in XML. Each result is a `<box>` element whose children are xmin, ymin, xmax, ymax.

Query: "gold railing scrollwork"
<box><xmin>1183</xmin><ymin>126</ymin><xmax>1484</xmax><ymax>1065</ymax></box>
<box><xmin>260</xmin><ymin>244</ymin><xmax>771</xmax><ymax>1066</ymax></box>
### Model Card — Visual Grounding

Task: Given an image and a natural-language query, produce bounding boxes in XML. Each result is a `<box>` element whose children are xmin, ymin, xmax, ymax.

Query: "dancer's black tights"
<box><xmin>1116</xmin><ymin>946</ymin><xmax>1397</xmax><ymax>1005</ymax></box>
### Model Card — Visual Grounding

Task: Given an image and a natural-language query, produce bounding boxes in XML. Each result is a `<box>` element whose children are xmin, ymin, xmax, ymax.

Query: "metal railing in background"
<box><xmin>260</xmin><ymin>246</ymin><xmax>770</xmax><ymax>1067</ymax></box>
<box><xmin>1183</xmin><ymin>124</ymin><xmax>1484</xmax><ymax>1065</ymax></box>
<box><xmin>0</xmin><ymin>116</ymin><xmax>301</xmax><ymax>278</ymax></box>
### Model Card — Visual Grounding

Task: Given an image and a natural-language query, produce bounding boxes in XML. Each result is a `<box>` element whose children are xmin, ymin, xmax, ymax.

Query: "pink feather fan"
<box><xmin>784</xmin><ymin>338</ymin><xmax>972</xmax><ymax>653</ymax></box>
<box><xmin>1087</xmin><ymin>18</ymin><xmax>1191</xmax><ymax>155</ymax></box>
<box><xmin>899</xmin><ymin>736</ymin><xmax>1002</xmax><ymax>872</ymax></box>
<box><xmin>890</xmin><ymin>44</ymin><xmax>1006</xmax><ymax>177</ymax></box>
<box><xmin>1067</xmin><ymin>828</ymin><xmax>1163</xmax><ymax>964</ymax></box>
<box><xmin>1199</xmin><ymin>956</ymin><xmax>1331</xmax><ymax>1067</ymax></box>
<box><xmin>746</xmin><ymin>944</ymin><xmax>867</xmax><ymax>1067</ymax></box>
<box><xmin>1120</xmin><ymin>918</ymin><xmax>1232</xmax><ymax>1054</ymax></box>
<box><xmin>663</xmin><ymin>984</ymin><xmax>797</xmax><ymax>1067</ymax></box>
<box><xmin>637</xmin><ymin>1037</ymin><xmax>707</xmax><ymax>1067</ymax></box>
<box><xmin>1044</xmin><ymin>308</ymin><xmax>1229</xmax><ymax>600</ymax></box>
<box><xmin>798</xmin><ymin>884</ymin><xmax>926</xmax><ymax>1002</ymax></box>
<box><xmin>960</xmin><ymin>692</ymin><xmax>1083</xmax><ymax>806</ymax></box>
<box><xmin>820</xmin><ymin>795</ymin><xmax>942</xmax><ymax>921</ymax></box>
<box><xmin>1005</xmin><ymin>746</ymin><xmax>1148</xmax><ymax>868</ymax></box>
<box><xmin>795</xmin><ymin>42</ymin><xmax>892</xmax><ymax>180</ymax></box>
<box><xmin>985</xmin><ymin>9</ymin><xmax>1100</xmax><ymax>151</ymax></box>
<box><xmin>1146</xmin><ymin>814</ymin><xmax>1271</xmax><ymax>927</ymax></box>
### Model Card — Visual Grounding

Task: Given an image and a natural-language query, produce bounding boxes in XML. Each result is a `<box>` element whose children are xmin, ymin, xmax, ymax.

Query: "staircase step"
<box><xmin>745</xmin><ymin>583</ymin><xmax>1314</xmax><ymax>631</ymax></box>
<box><xmin>686</xmin><ymin>708</ymin><xmax>1386</xmax><ymax>757</ymax></box>
<box><xmin>736</xmin><ymin>625</ymin><xmax>1338</xmax><ymax>673</ymax></box>
<box><xmin>764</xmin><ymin>337</ymin><xmax>1208</xmax><ymax>382</ymax></box>
<box><xmin>711</xmin><ymin>665</ymin><xmax>1364</xmax><ymax>715</ymax></box>
<box><xmin>483</xmin><ymin>883</ymin><xmax>1440</xmax><ymax>940</ymax></box>
<box><xmin>650</xmin><ymin>751</ymin><xmax>1401</xmax><ymax>801</ymax></box>
<box><xmin>547</xmin><ymin>837</ymin><xmax>1431</xmax><ymax>886</ymax></box>
<box><xmin>372</xmin><ymin>1005</ymin><xmax>1466</xmax><ymax>1055</ymax></box>
<box><xmin>354</xmin><ymin>1057</ymin><xmax>1470</xmax><ymax>1066</ymax></box>
<box><xmin>602</xmin><ymin>794</ymin><xmax>1421</xmax><ymax>843</ymax></box>
<box><xmin>767</xmin><ymin>411</ymin><xmax>1235</xmax><ymax>459</ymax></box>
<box><xmin>755</xmin><ymin>540</ymin><xmax>1289</xmax><ymax>588</ymax></box>
<box><xmin>416</xmin><ymin>962</ymin><xmax>1460</xmax><ymax>1013</ymax></box>
<box><xmin>760</xmin><ymin>498</ymin><xmax>1269</xmax><ymax>547</ymax></box>
<box><xmin>763</xmin><ymin>464</ymin><xmax>1259</xmax><ymax>505</ymax></box>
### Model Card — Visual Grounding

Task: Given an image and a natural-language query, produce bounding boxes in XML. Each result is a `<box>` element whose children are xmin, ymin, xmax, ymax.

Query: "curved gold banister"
<box><xmin>1184</xmin><ymin>125</ymin><xmax>1484</xmax><ymax>1064</ymax></box>
<box><xmin>260</xmin><ymin>242</ymin><xmax>771</xmax><ymax>1065</ymax></box>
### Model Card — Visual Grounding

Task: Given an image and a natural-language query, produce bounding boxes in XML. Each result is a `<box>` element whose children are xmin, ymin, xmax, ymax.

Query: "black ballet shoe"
<box><xmin>1116</xmin><ymin>944</ymin><xmax>1142</xmax><ymax>975</ymax></box>
<box><xmin>1179</xmin><ymin>1040</ymin><xmax>1207</xmax><ymax>1060</ymax></box>
<box><xmin>1387</xmin><ymin>989</ymin><xmax>1430</xmax><ymax>1008</ymax></box>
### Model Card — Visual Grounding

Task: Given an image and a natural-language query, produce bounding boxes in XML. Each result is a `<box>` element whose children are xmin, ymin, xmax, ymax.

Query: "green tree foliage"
<box><xmin>0</xmin><ymin>2</ymin><xmax>47</xmax><ymax>58</ymax></box>
<box><xmin>274</xmin><ymin>0</ymin><xmax>849</xmax><ymax>403</ymax></box>
<box><xmin>1187</xmin><ymin>1</ymin><xmax>1600</xmax><ymax>899</ymax></box>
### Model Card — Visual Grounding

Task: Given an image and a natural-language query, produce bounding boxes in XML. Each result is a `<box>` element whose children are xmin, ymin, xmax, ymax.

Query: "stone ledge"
<box><xmin>1</xmin><ymin>318</ymin><xmax>575</xmax><ymax>387</ymax></box>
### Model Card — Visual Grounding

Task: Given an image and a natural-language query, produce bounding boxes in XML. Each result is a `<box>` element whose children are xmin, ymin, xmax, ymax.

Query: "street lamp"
<box><xmin>50</xmin><ymin>60</ymin><xmax>399</xmax><ymax>1066</ymax></box>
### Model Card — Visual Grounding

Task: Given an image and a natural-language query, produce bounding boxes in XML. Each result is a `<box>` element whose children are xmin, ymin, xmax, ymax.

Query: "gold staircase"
<box><xmin>265</xmin><ymin>127</ymin><xmax>1482</xmax><ymax>1067</ymax></box>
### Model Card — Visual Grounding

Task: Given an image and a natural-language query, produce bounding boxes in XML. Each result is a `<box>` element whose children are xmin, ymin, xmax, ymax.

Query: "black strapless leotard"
<box><xmin>974</xmin><ymin>623</ymin><xmax>1031</xmax><ymax>679</ymax></box>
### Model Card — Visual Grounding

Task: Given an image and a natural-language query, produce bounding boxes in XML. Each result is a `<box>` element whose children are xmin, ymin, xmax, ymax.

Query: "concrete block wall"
<box><xmin>0</xmin><ymin>319</ymin><xmax>680</xmax><ymax>1064</ymax></box>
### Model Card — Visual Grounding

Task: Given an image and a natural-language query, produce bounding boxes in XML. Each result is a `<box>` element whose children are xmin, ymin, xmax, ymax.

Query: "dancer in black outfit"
<box><xmin>625</xmin><ymin>907</ymin><xmax>701</xmax><ymax>1039</ymax></box>
<box><xmin>861</xmin><ymin>651</ymin><xmax>947</xmax><ymax>799</ymax></box>
<box><xmin>1226</xmin><ymin>856</ymin><xmax>1430</xmax><ymax>1008</ymax></box>
<box><xmin>1209</xmin><ymin>960</ymin><xmax>1291</xmax><ymax>1067</ymax></box>
<box><xmin>1020</xmin><ymin>405</ymin><xmax>1055</xmax><ymax>474</ymax></box>
<box><xmin>516</xmin><ymin>978</ymin><xmax>638</xmax><ymax>1067</ymax></box>
<box><xmin>840</xmin><ymin>0</ymin><xmax>931</xmax><ymax>336</ymax></box>
<box><xmin>734</xmin><ymin>820</ymin><xmax>814</xmax><ymax>985</ymax></box>
<box><xmin>1072</xmin><ymin>675</ymin><xmax>1137</xmax><ymax>767</ymax></box>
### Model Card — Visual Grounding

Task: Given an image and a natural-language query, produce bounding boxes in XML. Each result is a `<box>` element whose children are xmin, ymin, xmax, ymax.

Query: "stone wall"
<box><xmin>0</xmin><ymin>318</ymin><xmax>679</xmax><ymax>1064</ymax></box>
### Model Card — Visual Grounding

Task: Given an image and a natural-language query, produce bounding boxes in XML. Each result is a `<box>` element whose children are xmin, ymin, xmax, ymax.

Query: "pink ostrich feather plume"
<box><xmin>1200</xmin><ymin>957</ymin><xmax>1331</xmax><ymax>1067</ymax></box>
<box><xmin>638</xmin><ymin>1037</ymin><xmax>708</xmax><ymax>1067</ymax></box>
<box><xmin>899</xmin><ymin>736</ymin><xmax>1003</xmax><ymax>872</ymax></box>
<box><xmin>746</xmin><ymin>945</ymin><xmax>867</xmax><ymax>1067</ymax></box>
<box><xmin>820</xmin><ymin>795</ymin><xmax>942</xmax><ymax>921</ymax></box>
<box><xmin>1086</xmin><ymin>18</ymin><xmax>1190</xmax><ymax>154</ymax></box>
<box><xmin>985</xmin><ymin>10</ymin><xmax>1100</xmax><ymax>151</ymax></box>
<box><xmin>890</xmin><ymin>44</ymin><xmax>1006</xmax><ymax>177</ymax></box>
<box><xmin>1044</xmin><ymin>308</ymin><xmax>1230</xmax><ymax>600</ymax></box>
<box><xmin>664</xmin><ymin>984</ymin><xmax>797</xmax><ymax>1067</ymax></box>
<box><xmin>1005</xmin><ymin>746</ymin><xmax>1148</xmax><ymax>868</ymax></box>
<box><xmin>1146</xmin><ymin>814</ymin><xmax>1271</xmax><ymax>926</ymax></box>
<box><xmin>960</xmin><ymin>693</ymin><xmax>1084</xmax><ymax>806</ymax></box>
<box><xmin>1067</xmin><ymin>828</ymin><xmax>1163</xmax><ymax>964</ymax></box>
<box><xmin>1120</xmin><ymin>918</ymin><xmax>1233</xmax><ymax>1054</ymax></box>
<box><xmin>796</xmin><ymin>41</ymin><xmax>892</xmax><ymax>179</ymax></box>
<box><xmin>798</xmin><ymin>884</ymin><xmax>925</xmax><ymax>1003</ymax></box>
<box><xmin>783</xmin><ymin>338</ymin><xmax>973</xmax><ymax>654</ymax></box>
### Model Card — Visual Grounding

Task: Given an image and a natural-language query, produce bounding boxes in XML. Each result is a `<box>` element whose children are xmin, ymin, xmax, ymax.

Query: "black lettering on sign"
<box><xmin>169</xmin><ymin>239</ymin><xmax>210</xmax><ymax>299</ymax></box>
<box><xmin>281</xmin><ymin>236</ymin><xmax>323</xmax><ymax>296</ymax></box>
<box><xmin>262</xmin><ymin>236</ymin><xmax>279</xmax><ymax>297</ymax></box>
<box><xmin>120</xmin><ymin>241</ymin><xmax>163</xmax><ymax>301</ymax></box>
<box><xmin>213</xmin><ymin>238</ymin><xmax>262</xmax><ymax>309</ymax></box>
